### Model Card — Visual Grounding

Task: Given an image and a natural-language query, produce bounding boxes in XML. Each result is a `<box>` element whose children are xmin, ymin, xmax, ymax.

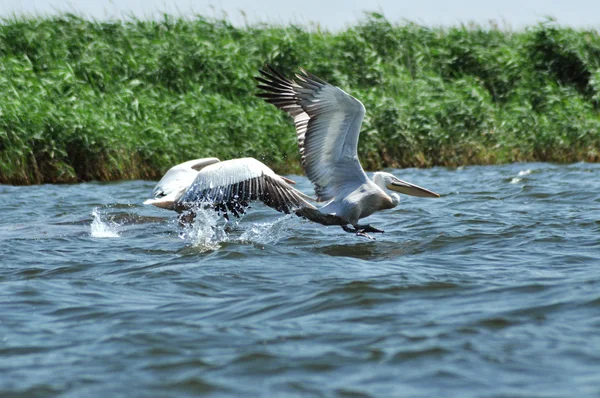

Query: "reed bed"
<box><xmin>1</xmin><ymin>13</ymin><xmax>599</xmax><ymax>184</ymax></box>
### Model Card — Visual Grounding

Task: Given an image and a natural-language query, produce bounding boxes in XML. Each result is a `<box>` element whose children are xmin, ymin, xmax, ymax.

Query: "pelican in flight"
<box><xmin>254</xmin><ymin>65</ymin><xmax>439</xmax><ymax>237</ymax></box>
<box><xmin>145</xmin><ymin>156</ymin><xmax>313</xmax><ymax>219</ymax></box>
<box><xmin>146</xmin><ymin>66</ymin><xmax>439</xmax><ymax>238</ymax></box>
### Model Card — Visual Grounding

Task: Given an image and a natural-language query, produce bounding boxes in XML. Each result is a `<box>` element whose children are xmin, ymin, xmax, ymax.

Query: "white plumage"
<box><xmin>143</xmin><ymin>157</ymin><xmax>220</xmax><ymax>210</ymax></box>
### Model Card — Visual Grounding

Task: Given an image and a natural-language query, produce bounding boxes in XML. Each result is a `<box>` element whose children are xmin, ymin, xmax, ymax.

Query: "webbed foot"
<box><xmin>342</xmin><ymin>224</ymin><xmax>384</xmax><ymax>239</ymax></box>
<box><xmin>356</xmin><ymin>230</ymin><xmax>375</xmax><ymax>240</ymax></box>
<box><xmin>355</xmin><ymin>224</ymin><xmax>384</xmax><ymax>234</ymax></box>
<box><xmin>178</xmin><ymin>211</ymin><xmax>196</xmax><ymax>226</ymax></box>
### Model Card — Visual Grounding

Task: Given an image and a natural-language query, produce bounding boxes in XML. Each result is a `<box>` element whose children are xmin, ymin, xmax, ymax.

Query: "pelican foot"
<box><xmin>355</xmin><ymin>224</ymin><xmax>384</xmax><ymax>234</ymax></box>
<box><xmin>178</xmin><ymin>211</ymin><xmax>196</xmax><ymax>226</ymax></box>
<box><xmin>356</xmin><ymin>230</ymin><xmax>376</xmax><ymax>240</ymax></box>
<box><xmin>341</xmin><ymin>224</ymin><xmax>384</xmax><ymax>239</ymax></box>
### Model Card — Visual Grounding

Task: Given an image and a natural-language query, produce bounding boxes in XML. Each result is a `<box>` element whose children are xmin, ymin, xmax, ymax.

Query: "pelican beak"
<box><xmin>388</xmin><ymin>178</ymin><xmax>440</xmax><ymax>198</ymax></box>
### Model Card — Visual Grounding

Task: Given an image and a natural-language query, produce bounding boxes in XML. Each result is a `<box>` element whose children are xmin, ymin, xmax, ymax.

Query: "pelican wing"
<box><xmin>177</xmin><ymin>157</ymin><xmax>314</xmax><ymax>218</ymax></box>
<box><xmin>257</xmin><ymin>65</ymin><xmax>368</xmax><ymax>202</ymax></box>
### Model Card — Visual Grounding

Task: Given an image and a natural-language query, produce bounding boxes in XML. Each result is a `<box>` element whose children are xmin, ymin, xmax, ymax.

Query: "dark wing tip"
<box><xmin>261</xmin><ymin>64</ymin><xmax>298</xmax><ymax>85</ymax></box>
<box><xmin>259</xmin><ymin>64</ymin><xmax>326</xmax><ymax>86</ymax></box>
<box><xmin>297</xmin><ymin>67</ymin><xmax>327</xmax><ymax>85</ymax></box>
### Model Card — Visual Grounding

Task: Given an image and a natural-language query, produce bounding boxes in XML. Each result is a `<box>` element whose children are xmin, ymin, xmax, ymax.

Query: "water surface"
<box><xmin>1</xmin><ymin>163</ymin><xmax>599</xmax><ymax>397</ymax></box>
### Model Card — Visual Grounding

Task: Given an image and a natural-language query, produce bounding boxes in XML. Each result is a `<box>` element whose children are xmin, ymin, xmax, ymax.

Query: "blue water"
<box><xmin>1</xmin><ymin>162</ymin><xmax>599</xmax><ymax>397</ymax></box>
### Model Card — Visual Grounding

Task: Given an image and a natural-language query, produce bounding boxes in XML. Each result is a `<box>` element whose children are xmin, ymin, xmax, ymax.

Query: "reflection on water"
<box><xmin>313</xmin><ymin>240</ymin><xmax>426</xmax><ymax>260</ymax></box>
<box><xmin>1</xmin><ymin>163</ymin><xmax>599</xmax><ymax>397</ymax></box>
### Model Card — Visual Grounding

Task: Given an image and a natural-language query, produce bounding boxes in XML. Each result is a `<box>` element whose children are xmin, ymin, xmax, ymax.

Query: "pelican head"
<box><xmin>372</xmin><ymin>172</ymin><xmax>440</xmax><ymax>199</ymax></box>
<box><xmin>144</xmin><ymin>157</ymin><xmax>220</xmax><ymax>210</ymax></box>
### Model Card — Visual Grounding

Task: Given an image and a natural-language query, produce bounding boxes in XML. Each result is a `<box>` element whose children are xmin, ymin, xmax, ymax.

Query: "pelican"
<box><xmin>255</xmin><ymin>65</ymin><xmax>439</xmax><ymax>238</ymax></box>
<box><xmin>145</xmin><ymin>157</ymin><xmax>313</xmax><ymax>219</ymax></box>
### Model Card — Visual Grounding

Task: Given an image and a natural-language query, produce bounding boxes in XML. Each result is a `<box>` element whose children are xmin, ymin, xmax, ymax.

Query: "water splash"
<box><xmin>178</xmin><ymin>205</ymin><xmax>292</xmax><ymax>251</ymax></box>
<box><xmin>239</xmin><ymin>214</ymin><xmax>292</xmax><ymax>245</ymax></box>
<box><xmin>179</xmin><ymin>205</ymin><xmax>228</xmax><ymax>252</ymax></box>
<box><xmin>518</xmin><ymin>169</ymin><xmax>532</xmax><ymax>176</ymax></box>
<box><xmin>90</xmin><ymin>207</ymin><xmax>120</xmax><ymax>238</ymax></box>
<box><xmin>511</xmin><ymin>169</ymin><xmax>533</xmax><ymax>184</ymax></box>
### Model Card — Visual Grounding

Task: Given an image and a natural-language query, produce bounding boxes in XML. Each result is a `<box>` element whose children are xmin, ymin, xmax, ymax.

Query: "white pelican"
<box><xmin>145</xmin><ymin>157</ymin><xmax>313</xmax><ymax>219</ymax></box>
<box><xmin>255</xmin><ymin>65</ymin><xmax>440</xmax><ymax>238</ymax></box>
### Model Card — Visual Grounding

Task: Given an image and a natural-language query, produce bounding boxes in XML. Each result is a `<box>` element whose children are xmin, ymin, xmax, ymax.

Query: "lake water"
<box><xmin>1</xmin><ymin>162</ymin><xmax>599</xmax><ymax>397</ymax></box>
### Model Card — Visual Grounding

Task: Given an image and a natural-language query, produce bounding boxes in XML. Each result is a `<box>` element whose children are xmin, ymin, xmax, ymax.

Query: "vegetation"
<box><xmin>0</xmin><ymin>13</ymin><xmax>599</xmax><ymax>184</ymax></box>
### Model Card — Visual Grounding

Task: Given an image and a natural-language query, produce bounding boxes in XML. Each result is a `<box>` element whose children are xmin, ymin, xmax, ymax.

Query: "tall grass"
<box><xmin>0</xmin><ymin>13</ymin><xmax>599</xmax><ymax>184</ymax></box>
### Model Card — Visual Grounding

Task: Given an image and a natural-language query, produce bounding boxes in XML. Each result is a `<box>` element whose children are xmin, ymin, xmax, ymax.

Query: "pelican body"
<box><xmin>145</xmin><ymin>66</ymin><xmax>439</xmax><ymax>239</ymax></box>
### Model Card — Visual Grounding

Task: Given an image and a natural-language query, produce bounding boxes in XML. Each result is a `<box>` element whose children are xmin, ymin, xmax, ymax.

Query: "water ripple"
<box><xmin>1</xmin><ymin>163</ymin><xmax>600</xmax><ymax>397</ymax></box>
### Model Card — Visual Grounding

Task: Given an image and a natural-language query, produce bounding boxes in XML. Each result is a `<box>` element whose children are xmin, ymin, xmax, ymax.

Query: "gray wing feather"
<box><xmin>257</xmin><ymin>66</ymin><xmax>368</xmax><ymax>202</ymax></box>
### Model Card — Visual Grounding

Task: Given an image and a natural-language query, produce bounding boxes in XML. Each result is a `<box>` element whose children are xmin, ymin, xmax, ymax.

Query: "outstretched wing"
<box><xmin>177</xmin><ymin>157</ymin><xmax>315</xmax><ymax>218</ymax></box>
<box><xmin>256</xmin><ymin>65</ymin><xmax>369</xmax><ymax>202</ymax></box>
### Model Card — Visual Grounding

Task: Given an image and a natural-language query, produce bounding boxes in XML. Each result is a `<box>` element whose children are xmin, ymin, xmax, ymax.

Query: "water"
<box><xmin>1</xmin><ymin>162</ymin><xmax>599</xmax><ymax>397</ymax></box>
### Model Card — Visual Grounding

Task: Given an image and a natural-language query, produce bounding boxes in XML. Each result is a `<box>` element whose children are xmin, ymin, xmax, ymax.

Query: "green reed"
<box><xmin>0</xmin><ymin>13</ymin><xmax>598</xmax><ymax>184</ymax></box>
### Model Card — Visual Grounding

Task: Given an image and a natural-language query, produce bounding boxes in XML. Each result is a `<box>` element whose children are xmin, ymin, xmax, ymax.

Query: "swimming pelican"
<box><xmin>255</xmin><ymin>65</ymin><xmax>440</xmax><ymax>238</ymax></box>
<box><xmin>145</xmin><ymin>157</ymin><xmax>313</xmax><ymax>219</ymax></box>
